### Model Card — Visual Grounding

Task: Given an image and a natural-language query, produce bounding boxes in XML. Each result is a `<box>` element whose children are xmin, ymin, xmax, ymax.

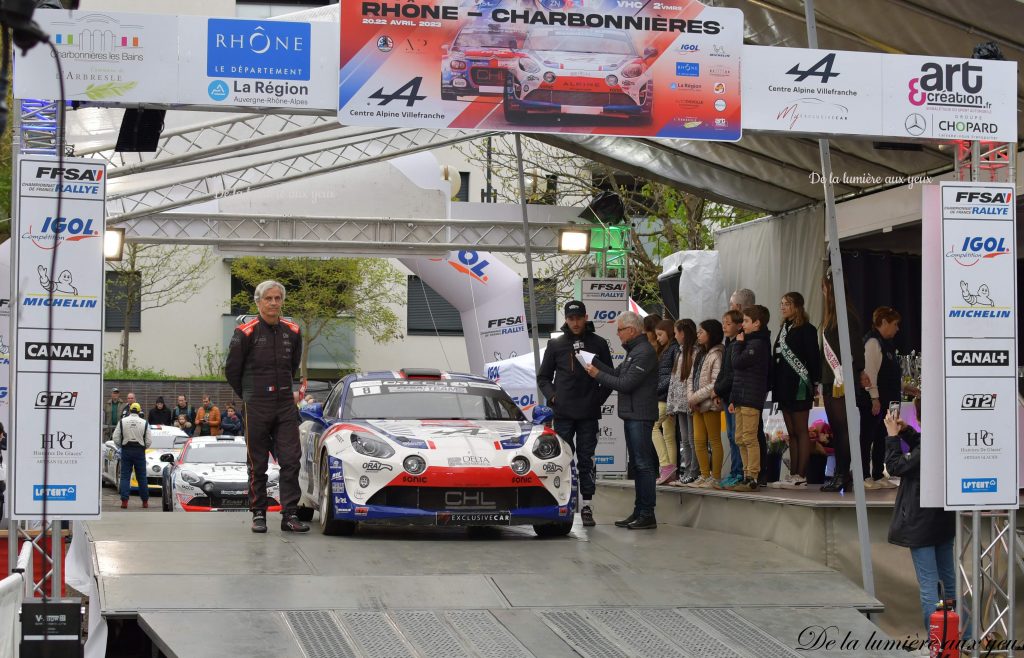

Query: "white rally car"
<box><xmin>161</xmin><ymin>436</ymin><xmax>281</xmax><ymax>512</ymax></box>
<box><xmin>503</xmin><ymin>26</ymin><xmax>656</xmax><ymax>124</ymax></box>
<box><xmin>295</xmin><ymin>369</ymin><xmax>577</xmax><ymax>537</ymax></box>
<box><xmin>101</xmin><ymin>425</ymin><xmax>190</xmax><ymax>492</ymax></box>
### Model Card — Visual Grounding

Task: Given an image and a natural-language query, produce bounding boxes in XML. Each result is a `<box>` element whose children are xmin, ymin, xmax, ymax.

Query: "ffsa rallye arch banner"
<box><xmin>340</xmin><ymin>1</ymin><xmax>743</xmax><ymax>140</ymax></box>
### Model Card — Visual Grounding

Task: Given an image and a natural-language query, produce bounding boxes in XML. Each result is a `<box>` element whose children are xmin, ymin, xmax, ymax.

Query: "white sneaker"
<box><xmin>768</xmin><ymin>474</ymin><xmax>792</xmax><ymax>489</ymax></box>
<box><xmin>863</xmin><ymin>478</ymin><xmax>882</xmax><ymax>490</ymax></box>
<box><xmin>876</xmin><ymin>477</ymin><xmax>898</xmax><ymax>489</ymax></box>
<box><xmin>780</xmin><ymin>475</ymin><xmax>806</xmax><ymax>489</ymax></box>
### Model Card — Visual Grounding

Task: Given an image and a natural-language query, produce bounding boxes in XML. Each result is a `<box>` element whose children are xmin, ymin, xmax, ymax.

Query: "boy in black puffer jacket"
<box><xmin>727</xmin><ymin>305</ymin><xmax>771</xmax><ymax>491</ymax></box>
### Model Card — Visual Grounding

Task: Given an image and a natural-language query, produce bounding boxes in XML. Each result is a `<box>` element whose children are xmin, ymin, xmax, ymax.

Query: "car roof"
<box><xmin>353</xmin><ymin>370</ymin><xmax>491</xmax><ymax>385</ymax></box>
<box><xmin>186</xmin><ymin>436</ymin><xmax>246</xmax><ymax>446</ymax></box>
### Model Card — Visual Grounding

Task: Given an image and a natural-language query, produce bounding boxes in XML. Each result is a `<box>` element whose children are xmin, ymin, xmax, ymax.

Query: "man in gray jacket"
<box><xmin>585</xmin><ymin>311</ymin><xmax>659</xmax><ymax>529</ymax></box>
<box><xmin>113</xmin><ymin>403</ymin><xmax>152</xmax><ymax>509</ymax></box>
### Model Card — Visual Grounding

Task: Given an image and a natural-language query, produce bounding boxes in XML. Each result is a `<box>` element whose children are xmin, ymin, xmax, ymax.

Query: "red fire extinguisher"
<box><xmin>928</xmin><ymin>581</ymin><xmax>960</xmax><ymax>658</ymax></box>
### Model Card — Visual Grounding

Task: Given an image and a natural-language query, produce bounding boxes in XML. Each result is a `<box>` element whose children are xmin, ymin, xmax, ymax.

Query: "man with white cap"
<box><xmin>113</xmin><ymin>402</ymin><xmax>152</xmax><ymax>509</ymax></box>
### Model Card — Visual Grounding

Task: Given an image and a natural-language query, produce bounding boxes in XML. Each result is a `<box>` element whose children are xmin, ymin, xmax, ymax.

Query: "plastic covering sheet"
<box><xmin>0</xmin><ymin>570</ymin><xmax>23</xmax><ymax>658</ymax></box>
<box><xmin>713</xmin><ymin>206</ymin><xmax>825</xmax><ymax>323</ymax></box>
<box><xmin>660</xmin><ymin>251</ymin><xmax>728</xmax><ymax>323</ymax></box>
<box><xmin>66</xmin><ymin>522</ymin><xmax>106</xmax><ymax>658</ymax></box>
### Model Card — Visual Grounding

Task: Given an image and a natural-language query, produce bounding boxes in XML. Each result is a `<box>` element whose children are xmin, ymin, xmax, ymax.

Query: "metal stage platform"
<box><xmin>76</xmin><ymin>484</ymin><xmax>913</xmax><ymax>658</ymax></box>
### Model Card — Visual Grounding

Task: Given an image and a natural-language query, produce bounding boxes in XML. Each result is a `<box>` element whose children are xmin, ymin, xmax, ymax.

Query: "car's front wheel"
<box><xmin>534</xmin><ymin>520</ymin><xmax>573</xmax><ymax>538</ymax></box>
<box><xmin>318</xmin><ymin>460</ymin><xmax>355</xmax><ymax>537</ymax></box>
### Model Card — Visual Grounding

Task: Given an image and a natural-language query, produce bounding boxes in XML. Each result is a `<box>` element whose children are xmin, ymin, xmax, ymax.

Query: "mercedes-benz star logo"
<box><xmin>905</xmin><ymin>113</ymin><xmax>926</xmax><ymax>136</ymax></box>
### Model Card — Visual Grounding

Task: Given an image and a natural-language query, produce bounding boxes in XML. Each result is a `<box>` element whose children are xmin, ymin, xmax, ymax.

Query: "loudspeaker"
<box><xmin>115</xmin><ymin>108</ymin><xmax>166</xmax><ymax>152</ymax></box>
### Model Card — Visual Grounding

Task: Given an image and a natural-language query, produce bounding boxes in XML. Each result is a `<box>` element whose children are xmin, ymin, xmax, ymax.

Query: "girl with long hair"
<box><xmin>688</xmin><ymin>319</ymin><xmax>725</xmax><ymax>487</ymax></box>
<box><xmin>820</xmin><ymin>271</ymin><xmax>868</xmax><ymax>493</ymax></box>
<box><xmin>654</xmin><ymin>319</ymin><xmax>680</xmax><ymax>483</ymax></box>
<box><xmin>666</xmin><ymin>319</ymin><xmax>698</xmax><ymax>486</ymax></box>
<box><xmin>770</xmin><ymin>292</ymin><xmax>821</xmax><ymax>489</ymax></box>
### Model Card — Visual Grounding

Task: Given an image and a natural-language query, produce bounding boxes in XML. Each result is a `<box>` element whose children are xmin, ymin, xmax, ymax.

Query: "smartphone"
<box><xmin>888</xmin><ymin>401</ymin><xmax>901</xmax><ymax>419</ymax></box>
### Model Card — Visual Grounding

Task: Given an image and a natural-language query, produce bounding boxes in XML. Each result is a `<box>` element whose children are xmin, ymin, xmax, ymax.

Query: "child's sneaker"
<box><xmin>876</xmin><ymin>477</ymin><xmax>898</xmax><ymax>489</ymax></box>
<box><xmin>768</xmin><ymin>474</ymin><xmax>792</xmax><ymax>489</ymax></box>
<box><xmin>779</xmin><ymin>475</ymin><xmax>806</xmax><ymax>490</ymax></box>
<box><xmin>697</xmin><ymin>477</ymin><xmax>717</xmax><ymax>489</ymax></box>
<box><xmin>863</xmin><ymin>478</ymin><xmax>882</xmax><ymax>490</ymax></box>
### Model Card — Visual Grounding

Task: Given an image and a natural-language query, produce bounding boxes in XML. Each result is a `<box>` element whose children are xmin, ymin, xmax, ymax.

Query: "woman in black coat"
<box><xmin>884</xmin><ymin>405</ymin><xmax>956</xmax><ymax>635</ymax></box>
<box><xmin>771</xmin><ymin>292</ymin><xmax>821</xmax><ymax>488</ymax></box>
<box><xmin>147</xmin><ymin>397</ymin><xmax>175</xmax><ymax>426</ymax></box>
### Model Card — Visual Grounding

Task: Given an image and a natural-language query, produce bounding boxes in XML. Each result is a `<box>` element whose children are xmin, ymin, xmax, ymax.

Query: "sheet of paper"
<box><xmin>575</xmin><ymin>350</ymin><xmax>596</xmax><ymax>368</ymax></box>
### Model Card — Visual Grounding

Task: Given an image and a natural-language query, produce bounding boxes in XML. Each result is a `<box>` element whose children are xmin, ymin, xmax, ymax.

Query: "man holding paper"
<box><xmin>537</xmin><ymin>300</ymin><xmax>613</xmax><ymax>527</ymax></box>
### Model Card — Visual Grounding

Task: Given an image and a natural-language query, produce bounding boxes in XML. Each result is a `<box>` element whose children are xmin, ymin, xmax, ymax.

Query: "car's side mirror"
<box><xmin>532</xmin><ymin>405</ymin><xmax>554</xmax><ymax>425</ymax></box>
<box><xmin>159</xmin><ymin>453</ymin><xmax>174</xmax><ymax>463</ymax></box>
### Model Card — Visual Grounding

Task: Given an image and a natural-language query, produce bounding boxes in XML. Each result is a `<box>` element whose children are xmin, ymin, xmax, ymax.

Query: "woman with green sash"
<box><xmin>770</xmin><ymin>292</ymin><xmax>821</xmax><ymax>489</ymax></box>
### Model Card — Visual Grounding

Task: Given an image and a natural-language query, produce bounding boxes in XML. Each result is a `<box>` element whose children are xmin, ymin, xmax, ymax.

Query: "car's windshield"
<box><xmin>525</xmin><ymin>30</ymin><xmax>634</xmax><ymax>55</ymax></box>
<box><xmin>182</xmin><ymin>443</ymin><xmax>247</xmax><ymax>464</ymax></box>
<box><xmin>455</xmin><ymin>29</ymin><xmax>524</xmax><ymax>49</ymax></box>
<box><xmin>149</xmin><ymin>434</ymin><xmax>184</xmax><ymax>450</ymax></box>
<box><xmin>344</xmin><ymin>380</ymin><xmax>525</xmax><ymax>421</ymax></box>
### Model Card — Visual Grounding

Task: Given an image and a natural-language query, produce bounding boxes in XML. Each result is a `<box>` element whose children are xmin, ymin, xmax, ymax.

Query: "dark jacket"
<box><xmin>821</xmin><ymin>315</ymin><xmax>865</xmax><ymax>390</ymax></box>
<box><xmin>713</xmin><ymin>336</ymin><xmax>738</xmax><ymax>401</ymax></box>
<box><xmin>865</xmin><ymin>328</ymin><xmax>901</xmax><ymax>404</ymax></box>
<box><xmin>536</xmin><ymin>321</ymin><xmax>613</xmax><ymax>420</ymax></box>
<box><xmin>729</xmin><ymin>328</ymin><xmax>772</xmax><ymax>410</ymax></box>
<box><xmin>225</xmin><ymin>315</ymin><xmax>302</xmax><ymax>403</ymax></box>
<box><xmin>221</xmin><ymin>413</ymin><xmax>244</xmax><ymax>436</ymax></box>
<box><xmin>147</xmin><ymin>406</ymin><xmax>174</xmax><ymax>426</ymax></box>
<box><xmin>173</xmin><ymin>404</ymin><xmax>196</xmax><ymax>425</ymax></box>
<box><xmin>594</xmin><ymin>334</ymin><xmax>658</xmax><ymax>421</ymax></box>
<box><xmin>771</xmin><ymin>320</ymin><xmax>822</xmax><ymax>404</ymax></box>
<box><xmin>656</xmin><ymin>341</ymin><xmax>680</xmax><ymax>402</ymax></box>
<box><xmin>885</xmin><ymin>427</ymin><xmax>956</xmax><ymax>548</ymax></box>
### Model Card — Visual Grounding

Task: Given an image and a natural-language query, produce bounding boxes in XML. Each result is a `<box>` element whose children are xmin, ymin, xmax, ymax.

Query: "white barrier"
<box><xmin>0</xmin><ymin>543</ymin><xmax>33</xmax><ymax>658</ymax></box>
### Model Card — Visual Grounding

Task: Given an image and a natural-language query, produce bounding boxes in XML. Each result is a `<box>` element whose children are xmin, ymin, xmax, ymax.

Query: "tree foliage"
<box><xmin>457</xmin><ymin>136</ymin><xmax>764</xmax><ymax>309</ymax></box>
<box><xmin>229</xmin><ymin>256</ymin><xmax>405</xmax><ymax>378</ymax></box>
<box><xmin>106</xmin><ymin>244</ymin><xmax>216</xmax><ymax>370</ymax></box>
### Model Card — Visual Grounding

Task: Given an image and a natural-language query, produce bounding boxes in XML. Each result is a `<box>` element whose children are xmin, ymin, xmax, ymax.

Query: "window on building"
<box><xmin>105</xmin><ymin>271</ymin><xmax>141</xmax><ymax>332</ymax></box>
<box><xmin>407</xmin><ymin>276</ymin><xmax>556</xmax><ymax>337</ymax></box>
<box><xmin>455</xmin><ymin>172</ymin><xmax>470</xmax><ymax>202</ymax></box>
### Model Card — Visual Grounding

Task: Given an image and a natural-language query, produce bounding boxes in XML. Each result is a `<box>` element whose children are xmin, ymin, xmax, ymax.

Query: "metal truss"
<box><xmin>954</xmin><ymin>141</ymin><xmax>1018</xmax><ymax>658</ymax></box>
<box><xmin>954</xmin><ymin>141</ymin><xmax>1016</xmax><ymax>183</ymax></box>
<box><xmin>78</xmin><ymin>112</ymin><xmax>340</xmax><ymax>178</ymax></box>
<box><xmin>957</xmin><ymin>511</ymin><xmax>1019</xmax><ymax>657</ymax></box>
<box><xmin>106</xmin><ymin>127</ymin><xmax>494</xmax><ymax>222</ymax></box>
<box><xmin>120</xmin><ymin>213</ymin><xmax>572</xmax><ymax>255</ymax></box>
<box><xmin>20</xmin><ymin>99</ymin><xmax>62</xmax><ymax>155</ymax></box>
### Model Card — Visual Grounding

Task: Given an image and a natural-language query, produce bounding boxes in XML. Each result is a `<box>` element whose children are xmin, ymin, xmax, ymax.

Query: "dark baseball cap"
<box><xmin>111</xmin><ymin>387</ymin><xmax>119</xmax><ymax>393</ymax></box>
<box><xmin>564</xmin><ymin>300</ymin><xmax>586</xmax><ymax>317</ymax></box>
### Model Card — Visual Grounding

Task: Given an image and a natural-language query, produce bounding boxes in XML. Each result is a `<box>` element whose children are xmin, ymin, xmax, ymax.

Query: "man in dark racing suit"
<box><xmin>225</xmin><ymin>280</ymin><xmax>310</xmax><ymax>534</ymax></box>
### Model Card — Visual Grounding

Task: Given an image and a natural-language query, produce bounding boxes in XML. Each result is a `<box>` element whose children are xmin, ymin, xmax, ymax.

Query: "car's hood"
<box><xmin>146</xmin><ymin>448</ymin><xmax>181</xmax><ymax>463</ymax></box>
<box><xmin>533</xmin><ymin>51</ymin><xmax>632</xmax><ymax>71</ymax></box>
<box><xmin>362</xmin><ymin>419</ymin><xmax>534</xmax><ymax>455</ymax></box>
<box><xmin>180</xmin><ymin>463</ymin><xmax>278</xmax><ymax>482</ymax></box>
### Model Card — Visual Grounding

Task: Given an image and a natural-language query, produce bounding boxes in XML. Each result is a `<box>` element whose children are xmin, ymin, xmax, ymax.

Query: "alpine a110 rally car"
<box><xmin>441</xmin><ymin>22</ymin><xmax>526</xmax><ymax>101</ymax></box>
<box><xmin>295</xmin><ymin>369</ymin><xmax>577</xmax><ymax>537</ymax></box>
<box><xmin>101</xmin><ymin>425</ymin><xmax>190</xmax><ymax>492</ymax></box>
<box><xmin>161</xmin><ymin>436</ymin><xmax>281</xmax><ymax>512</ymax></box>
<box><xmin>503</xmin><ymin>26</ymin><xmax>656</xmax><ymax>123</ymax></box>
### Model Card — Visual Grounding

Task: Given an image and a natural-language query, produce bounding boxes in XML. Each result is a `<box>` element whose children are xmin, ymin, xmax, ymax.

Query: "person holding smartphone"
<box><xmin>884</xmin><ymin>400</ymin><xmax>957</xmax><ymax>635</ymax></box>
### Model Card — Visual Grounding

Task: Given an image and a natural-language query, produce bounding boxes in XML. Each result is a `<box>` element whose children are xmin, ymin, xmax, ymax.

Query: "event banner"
<box><xmin>939</xmin><ymin>182</ymin><xmax>1018</xmax><ymax>510</ymax></box>
<box><xmin>339</xmin><ymin>1</ymin><xmax>743</xmax><ymax>140</ymax></box>
<box><xmin>15</xmin><ymin>10</ymin><xmax>179</xmax><ymax>104</ymax></box>
<box><xmin>580</xmin><ymin>278</ymin><xmax>627</xmax><ymax>474</ymax></box>
<box><xmin>744</xmin><ymin>46</ymin><xmax>1018</xmax><ymax>143</ymax></box>
<box><xmin>177</xmin><ymin>17</ymin><xmax>337</xmax><ymax>110</ymax></box>
<box><xmin>11</xmin><ymin>156</ymin><xmax>105</xmax><ymax>520</ymax></box>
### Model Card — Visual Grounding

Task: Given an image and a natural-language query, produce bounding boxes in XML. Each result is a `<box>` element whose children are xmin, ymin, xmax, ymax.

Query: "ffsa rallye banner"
<box><xmin>340</xmin><ymin>1</ymin><xmax>743</xmax><ymax>140</ymax></box>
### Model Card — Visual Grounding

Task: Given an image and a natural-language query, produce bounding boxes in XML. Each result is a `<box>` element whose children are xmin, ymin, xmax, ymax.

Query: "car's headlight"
<box><xmin>511</xmin><ymin>456</ymin><xmax>531</xmax><ymax>475</ymax></box>
<box><xmin>519</xmin><ymin>58</ymin><xmax>540</xmax><ymax>74</ymax></box>
<box><xmin>605</xmin><ymin>75</ymin><xmax>619</xmax><ymax>87</ymax></box>
<box><xmin>622</xmin><ymin>61</ymin><xmax>644</xmax><ymax>78</ymax></box>
<box><xmin>532</xmin><ymin>435</ymin><xmax>561</xmax><ymax>460</ymax></box>
<box><xmin>180</xmin><ymin>471</ymin><xmax>202</xmax><ymax>485</ymax></box>
<box><xmin>403</xmin><ymin>455</ymin><xmax>427</xmax><ymax>475</ymax></box>
<box><xmin>350</xmin><ymin>433</ymin><xmax>395</xmax><ymax>459</ymax></box>
<box><xmin>543</xmin><ymin>71</ymin><xmax>556</xmax><ymax>84</ymax></box>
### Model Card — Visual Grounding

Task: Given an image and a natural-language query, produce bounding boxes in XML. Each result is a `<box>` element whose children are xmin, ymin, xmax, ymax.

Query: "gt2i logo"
<box><xmin>787</xmin><ymin>53</ymin><xmax>840</xmax><ymax>83</ymax></box>
<box><xmin>362</xmin><ymin>461</ymin><xmax>393</xmax><ymax>472</ymax></box>
<box><xmin>447</xmin><ymin>251</ymin><xmax>490</xmax><ymax>284</ymax></box>
<box><xmin>369</xmin><ymin>77</ymin><xmax>426</xmax><ymax>107</ymax></box>
<box><xmin>34</xmin><ymin>391</ymin><xmax>78</xmax><ymax>410</ymax></box>
<box><xmin>961</xmin><ymin>394</ymin><xmax>996</xmax><ymax>411</ymax></box>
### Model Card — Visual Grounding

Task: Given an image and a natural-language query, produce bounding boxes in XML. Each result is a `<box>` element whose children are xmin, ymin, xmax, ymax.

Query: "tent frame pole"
<box><xmin>804</xmin><ymin>0</ymin><xmax>876</xmax><ymax>600</ymax></box>
<box><xmin>514</xmin><ymin>134</ymin><xmax>544</xmax><ymax>395</ymax></box>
